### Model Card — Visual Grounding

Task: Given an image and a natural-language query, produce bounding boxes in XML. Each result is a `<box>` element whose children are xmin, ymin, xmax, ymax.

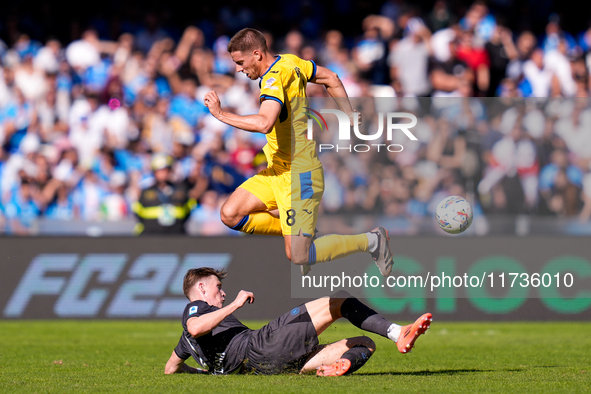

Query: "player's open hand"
<box><xmin>233</xmin><ymin>290</ymin><xmax>255</xmax><ymax>308</ymax></box>
<box><xmin>204</xmin><ymin>91</ymin><xmax>222</xmax><ymax>117</ymax></box>
<box><xmin>348</xmin><ymin>110</ymin><xmax>362</xmax><ymax>127</ymax></box>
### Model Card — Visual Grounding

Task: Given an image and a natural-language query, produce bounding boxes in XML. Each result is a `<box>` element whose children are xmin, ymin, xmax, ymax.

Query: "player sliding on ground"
<box><xmin>165</xmin><ymin>268</ymin><xmax>432</xmax><ymax>376</ymax></box>
<box><xmin>203</xmin><ymin>28</ymin><xmax>393</xmax><ymax>276</ymax></box>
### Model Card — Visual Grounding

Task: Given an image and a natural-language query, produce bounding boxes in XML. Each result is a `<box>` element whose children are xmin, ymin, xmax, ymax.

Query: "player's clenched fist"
<box><xmin>204</xmin><ymin>91</ymin><xmax>222</xmax><ymax>117</ymax></box>
<box><xmin>233</xmin><ymin>290</ymin><xmax>255</xmax><ymax>308</ymax></box>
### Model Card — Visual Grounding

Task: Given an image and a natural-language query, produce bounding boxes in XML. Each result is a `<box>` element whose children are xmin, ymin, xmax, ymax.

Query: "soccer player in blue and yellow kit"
<box><xmin>203</xmin><ymin>28</ymin><xmax>393</xmax><ymax>276</ymax></box>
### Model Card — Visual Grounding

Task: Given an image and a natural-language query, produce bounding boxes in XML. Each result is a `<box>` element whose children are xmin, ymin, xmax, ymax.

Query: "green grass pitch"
<box><xmin>0</xmin><ymin>320</ymin><xmax>589</xmax><ymax>393</ymax></box>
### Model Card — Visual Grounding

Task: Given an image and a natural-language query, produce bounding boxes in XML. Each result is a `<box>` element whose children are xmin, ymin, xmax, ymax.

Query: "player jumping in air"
<box><xmin>165</xmin><ymin>268</ymin><xmax>432</xmax><ymax>375</ymax></box>
<box><xmin>203</xmin><ymin>28</ymin><xmax>393</xmax><ymax>276</ymax></box>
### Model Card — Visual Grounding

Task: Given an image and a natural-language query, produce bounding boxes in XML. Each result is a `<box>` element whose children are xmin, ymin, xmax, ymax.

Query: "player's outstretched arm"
<box><xmin>310</xmin><ymin>66</ymin><xmax>360</xmax><ymax>127</ymax></box>
<box><xmin>186</xmin><ymin>290</ymin><xmax>255</xmax><ymax>338</ymax></box>
<box><xmin>204</xmin><ymin>91</ymin><xmax>280</xmax><ymax>134</ymax></box>
<box><xmin>164</xmin><ymin>351</ymin><xmax>204</xmax><ymax>374</ymax></box>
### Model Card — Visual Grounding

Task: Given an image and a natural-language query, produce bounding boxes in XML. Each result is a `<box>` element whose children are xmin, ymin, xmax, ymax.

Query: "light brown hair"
<box><xmin>227</xmin><ymin>28</ymin><xmax>268</xmax><ymax>53</ymax></box>
<box><xmin>182</xmin><ymin>267</ymin><xmax>227</xmax><ymax>299</ymax></box>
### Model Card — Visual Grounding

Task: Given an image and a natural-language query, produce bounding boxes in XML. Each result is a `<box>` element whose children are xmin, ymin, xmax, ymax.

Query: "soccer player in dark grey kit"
<box><xmin>165</xmin><ymin>268</ymin><xmax>432</xmax><ymax>376</ymax></box>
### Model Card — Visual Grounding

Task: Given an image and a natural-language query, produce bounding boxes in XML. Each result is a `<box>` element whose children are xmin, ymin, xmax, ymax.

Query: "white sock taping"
<box><xmin>367</xmin><ymin>232</ymin><xmax>378</xmax><ymax>253</ymax></box>
<box><xmin>387</xmin><ymin>324</ymin><xmax>402</xmax><ymax>342</ymax></box>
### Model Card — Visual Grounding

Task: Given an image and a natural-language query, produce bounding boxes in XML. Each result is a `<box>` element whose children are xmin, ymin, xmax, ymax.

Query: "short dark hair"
<box><xmin>182</xmin><ymin>267</ymin><xmax>227</xmax><ymax>299</ymax></box>
<box><xmin>227</xmin><ymin>28</ymin><xmax>268</xmax><ymax>53</ymax></box>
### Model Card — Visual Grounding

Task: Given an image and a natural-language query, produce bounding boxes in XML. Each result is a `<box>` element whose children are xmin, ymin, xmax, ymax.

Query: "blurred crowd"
<box><xmin>313</xmin><ymin>96</ymin><xmax>591</xmax><ymax>235</ymax></box>
<box><xmin>1</xmin><ymin>0</ymin><xmax>591</xmax><ymax>235</ymax></box>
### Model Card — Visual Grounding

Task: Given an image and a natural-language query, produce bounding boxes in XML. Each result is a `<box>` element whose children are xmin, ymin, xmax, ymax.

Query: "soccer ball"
<box><xmin>435</xmin><ymin>196</ymin><xmax>473</xmax><ymax>234</ymax></box>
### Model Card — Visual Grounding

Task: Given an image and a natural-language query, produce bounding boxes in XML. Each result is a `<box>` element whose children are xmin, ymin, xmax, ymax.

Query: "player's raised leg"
<box><xmin>290</xmin><ymin>227</ymin><xmax>394</xmax><ymax>276</ymax></box>
<box><xmin>220</xmin><ymin>171</ymin><xmax>283</xmax><ymax>236</ymax></box>
<box><xmin>301</xmin><ymin>291</ymin><xmax>432</xmax><ymax>375</ymax></box>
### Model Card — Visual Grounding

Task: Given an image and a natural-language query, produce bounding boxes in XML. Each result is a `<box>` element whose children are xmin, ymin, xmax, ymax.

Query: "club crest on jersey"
<box><xmin>189</xmin><ymin>306</ymin><xmax>198</xmax><ymax>315</ymax></box>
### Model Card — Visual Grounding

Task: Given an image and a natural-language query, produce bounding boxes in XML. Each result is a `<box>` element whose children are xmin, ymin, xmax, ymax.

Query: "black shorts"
<box><xmin>243</xmin><ymin>304</ymin><xmax>319</xmax><ymax>374</ymax></box>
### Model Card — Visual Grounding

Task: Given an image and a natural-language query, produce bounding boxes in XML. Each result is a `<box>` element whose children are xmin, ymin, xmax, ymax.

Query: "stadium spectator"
<box><xmin>541</xmin><ymin>14</ymin><xmax>577</xmax><ymax>55</ymax></box>
<box><xmin>44</xmin><ymin>181</ymin><xmax>75</xmax><ymax>221</ymax></box>
<box><xmin>4</xmin><ymin>178</ymin><xmax>42</xmax><ymax>234</ymax></box>
<box><xmin>388</xmin><ymin>17</ymin><xmax>432</xmax><ymax>96</ymax></box>
<box><xmin>101</xmin><ymin>170</ymin><xmax>130</xmax><ymax>221</ymax></box>
<box><xmin>478</xmin><ymin>124</ymin><xmax>539</xmax><ymax>213</ymax></box>
<box><xmin>428</xmin><ymin>36</ymin><xmax>474</xmax><ymax>96</ymax></box>
<box><xmin>65</xmin><ymin>29</ymin><xmax>102</xmax><ymax>73</ymax></box>
<box><xmin>522</xmin><ymin>48</ymin><xmax>553</xmax><ymax>97</ymax></box>
<box><xmin>544</xmin><ymin>39</ymin><xmax>577</xmax><ymax>97</ymax></box>
<box><xmin>504</xmin><ymin>31</ymin><xmax>537</xmax><ymax>96</ymax></box>
<box><xmin>427</xmin><ymin>0</ymin><xmax>455</xmax><ymax>33</ymax></box>
<box><xmin>459</xmin><ymin>0</ymin><xmax>496</xmax><ymax>44</ymax></box>
<box><xmin>318</xmin><ymin>30</ymin><xmax>344</xmax><ymax>68</ymax></box>
<box><xmin>455</xmin><ymin>28</ymin><xmax>490</xmax><ymax>95</ymax></box>
<box><xmin>73</xmin><ymin>169</ymin><xmax>108</xmax><ymax>221</ymax></box>
<box><xmin>352</xmin><ymin>16</ymin><xmax>393</xmax><ymax>85</ymax></box>
<box><xmin>539</xmin><ymin>148</ymin><xmax>583</xmax><ymax>195</ymax></box>
<box><xmin>132</xmin><ymin>153</ymin><xmax>195</xmax><ymax>234</ymax></box>
<box><xmin>430</xmin><ymin>22</ymin><xmax>461</xmax><ymax>62</ymax></box>
<box><xmin>485</xmin><ymin>24</ymin><xmax>518</xmax><ymax>96</ymax></box>
<box><xmin>541</xmin><ymin>168</ymin><xmax>583</xmax><ymax>216</ymax></box>
<box><xmin>553</xmin><ymin>98</ymin><xmax>591</xmax><ymax>168</ymax></box>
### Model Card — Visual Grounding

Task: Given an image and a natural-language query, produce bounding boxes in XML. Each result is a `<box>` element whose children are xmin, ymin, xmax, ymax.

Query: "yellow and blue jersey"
<box><xmin>259</xmin><ymin>54</ymin><xmax>321</xmax><ymax>173</ymax></box>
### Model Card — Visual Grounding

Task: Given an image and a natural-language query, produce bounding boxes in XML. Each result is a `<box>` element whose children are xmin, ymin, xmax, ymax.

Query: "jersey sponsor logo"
<box><xmin>3</xmin><ymin>253</ymin><xmax>231</xmax><ymax>318</ymax></box>
<box><xmin>189</xmin><ymin>306</ymin><xmax>198</xmax><ymax>315</ymax></box>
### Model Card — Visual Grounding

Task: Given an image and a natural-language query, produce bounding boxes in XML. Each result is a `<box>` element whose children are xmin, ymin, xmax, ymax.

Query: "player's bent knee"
<box><xmin>349</xmin><ymin>336</ymin><xmax>376</xmax><ymax>353</ymax></box>
<box><xmin>220</xmin><ymin>204</ymin><xmax>239</xmax><ymax>228</ymax></box>
<box><xmin>360</xmin><ymin>336</ymin><xmax>376</xmax><ymax>352</ymax></box>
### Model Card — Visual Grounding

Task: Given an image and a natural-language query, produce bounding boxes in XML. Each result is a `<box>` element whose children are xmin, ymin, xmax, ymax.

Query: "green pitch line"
<box><xmin>0</xmin><ymin>321</ymin><xmax>589</xmax><ymax>393</ymax></box>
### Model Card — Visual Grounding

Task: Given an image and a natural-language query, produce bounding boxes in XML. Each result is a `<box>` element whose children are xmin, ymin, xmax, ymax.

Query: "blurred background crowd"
<box><xmin>1</xmin><ymin>0</ymin><xmax>591</xmax><ymax>235</ymax></box>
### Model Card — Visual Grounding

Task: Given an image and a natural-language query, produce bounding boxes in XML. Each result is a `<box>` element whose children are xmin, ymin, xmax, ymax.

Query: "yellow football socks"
<box><xmin>311</xmin><ymin>234</ymin><xmax>369</xmax><ymax>263</ymax></box>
